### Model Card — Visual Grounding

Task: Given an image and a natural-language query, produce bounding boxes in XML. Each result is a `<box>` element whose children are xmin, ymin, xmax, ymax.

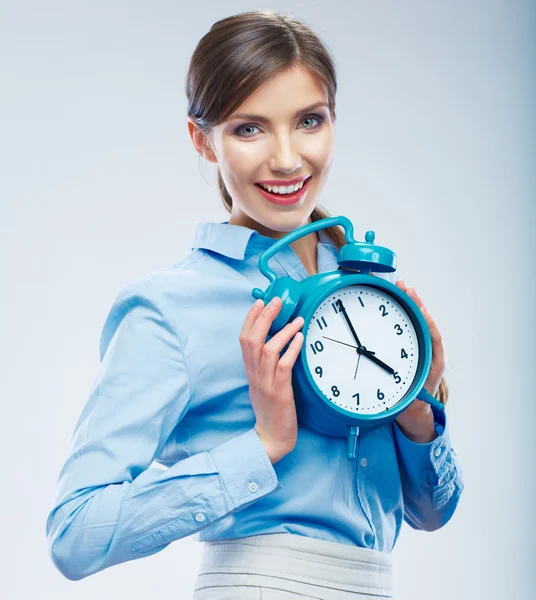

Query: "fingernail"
<box><xmin>269</xmin><ymin>296</ymin><xmax>280</xmax><ymax>306</ymax></box>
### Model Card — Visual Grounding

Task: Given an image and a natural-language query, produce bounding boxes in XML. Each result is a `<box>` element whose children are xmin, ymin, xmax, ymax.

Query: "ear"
<box><xmin>187</xmin><ymin>117</ymin><xmax>218</xmax><ymax>164</ymax></box>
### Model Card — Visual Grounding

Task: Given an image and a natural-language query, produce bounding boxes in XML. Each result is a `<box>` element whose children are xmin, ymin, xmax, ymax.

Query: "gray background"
<box><xmin>1</xmin><ymin>1</ymin><xmax>534</xmax><ymax>598</ymax></box>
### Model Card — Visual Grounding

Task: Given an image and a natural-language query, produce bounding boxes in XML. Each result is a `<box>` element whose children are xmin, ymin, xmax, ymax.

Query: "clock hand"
<box><xmin>360</xmin><ymin>349</ymin><xmax>395</xmax><ymax>375</ymax></box>
<box><xmin>321</xmin><ymin>335</ymin><xmax>376</xmax><ymax>353</ymax></box>
<box><xmin>322</xmin><ymin>335</ymin><xmax>377</xmax><ymax>361</ymax></box>
<box><xmin>335</xmin><ymin>299</ymin><xmax>394</xmax><ymax>376</ymax></box>
<box><xmin>354</xmin><ymin>351</ymin><xmax>362</xmax><ymax>380</ymax></box>
<box><xmin>335</xmin><ymin>299</ymin><xmax>363</xmax><ymax>348</ymax></box>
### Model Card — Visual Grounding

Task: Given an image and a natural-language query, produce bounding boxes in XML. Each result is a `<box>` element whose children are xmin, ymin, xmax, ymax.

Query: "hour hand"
<box><xmin>361</xmin><ymin>349</ymin><xmax>394</xmax><ymax>375</ymax></box>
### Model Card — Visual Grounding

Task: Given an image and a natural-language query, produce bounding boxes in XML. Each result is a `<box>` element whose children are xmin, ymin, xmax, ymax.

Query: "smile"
<box><xmin>254</xmin><ymin>176</ymin><xmax>312</xmax><ymax>206</ymax></box>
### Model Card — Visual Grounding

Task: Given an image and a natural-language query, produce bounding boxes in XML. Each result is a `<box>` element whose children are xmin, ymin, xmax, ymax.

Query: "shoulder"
<box><xmin>99</xmin><ymin>250</ymin><xmax>208</xmax><ymax>356</ymax></box>
<box><xmin>99</xmin><ymin>247</ymin><xmax>246</xmax><ymax>352</ymax></box>
<box><xmin>112</xmin><ymin>248</ymin><xmax>222</xmax><ymax>303</ymax></box>
<box><xmin>106</xmin><ymin>250</ymin><xmax>204</xmax><ymax>305</ymax></box>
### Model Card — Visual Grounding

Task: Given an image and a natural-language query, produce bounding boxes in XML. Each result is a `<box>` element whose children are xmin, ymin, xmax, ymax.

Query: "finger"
<box><xmin>416</xmin><ymin>302</ymin><xmax>444</xmax><ymax>367</ymax></box>
<box><xmin>259</xmin><ymin>316</ymin><xmax>304</xmax><ymax>383</ymax></box>
<box><xmin>405</xmin><ymin>285</ymin><xmax>431</xmax><ymax>323</ymax></box>
<box><xmin>397</xmin><ymin>283</ymin><xmax>445</xmax><ymax>369</ymax></box>
<box><xmin>240</xmin><ymin>298</ymin><xmax>265</xmax><ymax>337</ymax></box>
<box><xmin>273</xmin><ymin>331</ymin><xmax>304</xmax><ymax>390</ymax></box>
<box><xmin>239</xmin><ymin>298</ymin><xmax>267</xmax><ymax>375</ymax></box>
<box><xmin>423</xmin><ymin>305</ymin><xmax>443</xmax><ymax>346</ymax></box>
<box><xmin>406</xmin><ymin>286</ymin><xmax>430</xmax><ymax>318</ymax></box>
<box><xmin>427</xmin><ymin>310</ymin><xmax>445</xmax><ymax>380</ymax></box>
<box><xmin>248</xmin><ymin>297</ymin><xmax>284</xmax><ymax>366</ymax></box>
<box><xmin>250</xmin><ymin>297</ymin><xmax>282</xmax><ymax>337</ymax></box>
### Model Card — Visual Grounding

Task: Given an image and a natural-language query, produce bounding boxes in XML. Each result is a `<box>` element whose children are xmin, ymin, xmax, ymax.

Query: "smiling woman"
<box><xmin>45</xmin><ymin>8</ymin><xmax>462</xmax><ymax>599</ymax></box>
<box><xmin>187</xmin><ymin>63</ymin><xmax>337</xmax><ymax>276</ymax></box>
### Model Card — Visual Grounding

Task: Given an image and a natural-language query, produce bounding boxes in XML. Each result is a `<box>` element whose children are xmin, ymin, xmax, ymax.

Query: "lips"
<box><xmin>255</xmin><ymin>175</ymin><xmax>312</xmax><ymax>193</ymax></box>
<box><xmin>256</xmin><ymin>175</ymin><xmax>311</xmax><ymax>187</ymax></box>
<box><xmin>254</xmin><ymin>176</ymin><xmax>312</xmax><ymax>206</ymax></box>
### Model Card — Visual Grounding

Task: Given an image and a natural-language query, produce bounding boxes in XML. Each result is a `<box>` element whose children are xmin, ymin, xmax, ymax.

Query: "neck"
<box><xmin>227</xmin><ymin>213</ymin><xmax>319</xmax><ymax>276</ymax></box>
<box><xmin>290</xmin><ymin>230</ymin><xmax>319</xmax><ymax>276</ymax></box>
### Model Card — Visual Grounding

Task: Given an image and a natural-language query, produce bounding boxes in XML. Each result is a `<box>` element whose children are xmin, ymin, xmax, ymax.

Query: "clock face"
<box><xmin>303</xmin><ymin>284</ymin><xmax>420</xmax><ymax>415</ymax></box>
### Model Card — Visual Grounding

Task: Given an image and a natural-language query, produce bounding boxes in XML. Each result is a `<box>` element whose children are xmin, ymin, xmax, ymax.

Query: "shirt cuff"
<box><xmin>392</xmin><ymin>404</ymin><xmax>454</xmax><ymax>490</ymax></box>
<box><xmin>209</xmin><ymin>428</ymin><xmax>282</xmax><ymax>511</ymax></box>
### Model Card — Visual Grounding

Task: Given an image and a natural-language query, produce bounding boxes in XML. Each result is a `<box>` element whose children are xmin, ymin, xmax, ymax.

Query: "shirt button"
<box><xmin>360</xmin><ymin>457</ymin><xmax>368</xmax><ymax>468</ymax></box>
<box><xmin>194</xmin><ymin>512</ymin><xmax>206</xmax><ymax>523</ymax></box>
<box><xmin>434</xmin><ymin>447</ymin><xmax>443</xmax><ymax>458</ymax></box>
<box><xmin>248</xmin><ymin>481</ymin><xmax>258</xmax><ymax>493</ymax></box>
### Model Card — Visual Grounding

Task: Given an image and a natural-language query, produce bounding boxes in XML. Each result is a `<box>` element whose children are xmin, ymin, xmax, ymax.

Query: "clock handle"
<box><xmin>415</xmin><ymin>387</ymin><xmax>445</xmax><ymax>412</ymax></box>
<box><xmin>253</xmin><ymin>215</ymin><xmax>356</xmax><ymax>290</ymax></box>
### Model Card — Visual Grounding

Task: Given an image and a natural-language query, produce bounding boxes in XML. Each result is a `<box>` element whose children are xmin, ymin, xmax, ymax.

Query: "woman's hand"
<box><xmin>394</xmin><ymin>279</ymin><xmax>447</xmax><ymax>443</ymax></box>
<box><xmin>239</xmin><ymin>297</ymin><xmax>305</xmax><ymax>464</ymax></box>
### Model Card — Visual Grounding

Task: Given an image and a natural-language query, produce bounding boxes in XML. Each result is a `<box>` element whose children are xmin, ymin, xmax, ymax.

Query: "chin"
<box><xmin>260</xmin><ymin>211</ymin><xmax>315</xmax><ymax>235</ymax></box>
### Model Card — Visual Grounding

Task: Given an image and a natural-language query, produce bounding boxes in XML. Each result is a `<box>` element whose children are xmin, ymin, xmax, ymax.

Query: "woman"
<box><xmin>46</xmin><ymin>9</ymin><xmax>463</xmax><ymax>599</ymax></box>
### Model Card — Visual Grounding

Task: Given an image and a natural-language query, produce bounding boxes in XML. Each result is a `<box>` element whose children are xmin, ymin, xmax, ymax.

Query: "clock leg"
<box><xmin>347</xmin><ymin>426</ymin><xmax>360</xmax><ymax>460</ymax></box>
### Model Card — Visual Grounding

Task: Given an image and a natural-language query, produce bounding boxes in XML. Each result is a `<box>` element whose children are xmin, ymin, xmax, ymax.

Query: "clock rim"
<box><xmin>294</xmin><ymin>273</ymin><xmax>433</xmax><ymax>424</ymax></box>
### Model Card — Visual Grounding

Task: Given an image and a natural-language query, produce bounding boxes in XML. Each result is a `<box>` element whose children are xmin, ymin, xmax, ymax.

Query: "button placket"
<box><xmin>354</xmin><ymin>437</ymin><xmax>376</xmax><ymax>548</ymax></box>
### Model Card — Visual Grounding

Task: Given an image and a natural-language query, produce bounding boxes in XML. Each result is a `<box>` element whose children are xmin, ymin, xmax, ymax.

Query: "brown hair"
<box><xmin>185</xmin><ymin>9</ymin><xmax>448</xmax><ymax>407</ymax></box>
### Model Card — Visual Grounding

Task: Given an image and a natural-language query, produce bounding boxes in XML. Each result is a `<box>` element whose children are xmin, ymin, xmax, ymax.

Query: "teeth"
<box><xmin>259</xmin><ymin>179</ymin><xmax>306</xmax><ymax>194</ymax></box>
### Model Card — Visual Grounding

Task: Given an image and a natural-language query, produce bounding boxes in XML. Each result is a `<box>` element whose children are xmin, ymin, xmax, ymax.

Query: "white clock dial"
<box><xmin>303</xmin><ymin>284</ymin><xmax>420</xmax><ymax>415</ymax></box>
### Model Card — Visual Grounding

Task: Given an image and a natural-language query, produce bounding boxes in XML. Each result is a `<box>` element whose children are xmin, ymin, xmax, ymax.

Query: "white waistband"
<box><xmin>197</xmin><ymin>533</ymin><xmax>393</xmax><ymax>597</ymax></box>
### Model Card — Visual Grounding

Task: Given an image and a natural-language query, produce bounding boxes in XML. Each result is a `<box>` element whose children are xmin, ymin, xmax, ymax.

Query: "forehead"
<box><xmin>228</xmin><ymin>66</ymin><xmax>328</xmax><ymax>119</ymax></box>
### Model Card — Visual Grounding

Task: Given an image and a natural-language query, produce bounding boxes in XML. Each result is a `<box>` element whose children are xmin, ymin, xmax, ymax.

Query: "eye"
<box><xmin>234</xmin><ymin>124</ymin><xmax>260</xmax><ymax>138</ymax></box>
<box><xmin>299</xmin><ymin>114</ymin><xmax>324</xmax><ymax>130</ymax></box>
<box><xmin>233</xmin><ymin>113</ymin><xmax>325</xmax><ymax>138</ymax></box>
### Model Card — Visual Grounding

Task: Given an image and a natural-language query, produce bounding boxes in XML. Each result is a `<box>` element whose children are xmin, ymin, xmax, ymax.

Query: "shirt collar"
<box><xmin>192</xmin><ymin>220</ymin><xmax>336</xmax><ymax>261</ymax></box>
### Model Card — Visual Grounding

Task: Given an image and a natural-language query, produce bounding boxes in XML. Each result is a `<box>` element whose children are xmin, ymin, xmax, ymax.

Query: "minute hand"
<box><xmin>335</xmin><ymin>299</ymin><xmax>363</xmax><ymax>348</ymax></box>
<box><xmin>336</xmin><ymin>299</ymin><xmax>395</xmax><ymax>375</ymax></box>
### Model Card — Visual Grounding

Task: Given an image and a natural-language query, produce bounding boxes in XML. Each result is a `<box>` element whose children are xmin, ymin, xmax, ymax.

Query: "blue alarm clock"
<box><xmin>251</xmin><ymin>215</ymin><xmax>444</xmax><ymax>460</ymax></box>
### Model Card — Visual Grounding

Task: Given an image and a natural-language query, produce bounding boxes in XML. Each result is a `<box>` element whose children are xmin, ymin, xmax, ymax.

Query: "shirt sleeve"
<box><xmin>45</xmin><ymin>279</ymin><xmax>281</xmax><ymax>581</ymax></box>
<box><xmin>392</xmin><ymin>404</ymin><xmax>464</xmax><ymax>531</ymax></box>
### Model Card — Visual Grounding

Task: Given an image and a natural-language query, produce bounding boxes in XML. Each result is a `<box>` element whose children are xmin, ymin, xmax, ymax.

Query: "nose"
<box><xmin>269</xmin><ymin>133</ymin><xmax>302</xmax><ymax>174</ymax></box>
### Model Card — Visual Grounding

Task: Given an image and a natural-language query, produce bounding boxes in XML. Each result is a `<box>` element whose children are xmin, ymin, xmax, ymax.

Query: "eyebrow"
<box><xmin>228</xmin><ymin>101</ymin><xmax>329</xmax><ymax>122</ymax></box>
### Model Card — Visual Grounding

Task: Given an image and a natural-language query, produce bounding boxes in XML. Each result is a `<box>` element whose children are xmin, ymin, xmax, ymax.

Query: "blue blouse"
<box><xmin>46</xmin><ymin>220</ymin><xmax>464</xmax><ymax>581</ymax></box>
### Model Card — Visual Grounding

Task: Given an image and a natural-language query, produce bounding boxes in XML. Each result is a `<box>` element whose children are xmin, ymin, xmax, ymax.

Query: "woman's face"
<box><xmin>188</xmin><ymin>65</ymin><xmax>336</xmax><ymax>238</ymax></box>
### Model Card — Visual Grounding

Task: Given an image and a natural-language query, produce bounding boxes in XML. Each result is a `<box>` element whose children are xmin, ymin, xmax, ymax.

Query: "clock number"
<box><xmin>315</xmin><ymin>366</ymin><xmax>323</xmax><ymax>378</ymax></box>
<box><xmin>358</xmin><ymin>296</ymin><xmax>365</xmax><ymax>308</ymax></box>
<box><xmin>316</xmin><ymin>316</ymin><xmax>328</xmax><ymax>330</ymax></box>
<box><xmin>331</xmin><ymin>385</ymin><xmax>340</xmax><ymax>397</ymax></box>
<box><xmin>352</xmin><ymin>392</ymin><xmax>360</xmax><ymax>406</ymax></box>
<box><xmin>401</xmin><ymin>348</ymin><xmax>408</xmax><ymax>359</ymax></box>
<box><xmin>377</xmin><ymin>388</ymin><xmax>384</xmax><ymax>400</ymax></box>
<box><xmin>310</xmin><ymin>340</ymin><xmax>324</xmax><ymax>354</ymax></box>
<box><xmin>379</xmin><ymin>304</ymin><xmax>389</xmax><ymax>317</ymax></box>
<box><xmin>394</xmin><ymin>324</ymin><xmax>403</xmax><ymax>335</ymax></box>
<box><xmin>331</xmin><ymin>301</ymin><xmax>340</xmax><ymax>314</ymax></box>
<box><xmin>392</xmin><ymin>371</ymin><xmax>401</xmax><ymax>384</ymax></box>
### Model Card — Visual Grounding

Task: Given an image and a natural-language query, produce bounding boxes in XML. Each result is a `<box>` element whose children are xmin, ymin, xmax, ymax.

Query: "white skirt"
<box><xmin>193</xmin><ymin>533</ymin><xmax>393</xmax><ymax>599</ymax></box>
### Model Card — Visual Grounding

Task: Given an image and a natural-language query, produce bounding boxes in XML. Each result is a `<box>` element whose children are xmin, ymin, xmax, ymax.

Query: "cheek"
<box><xmin>304</xmin><ymin>130</ymin><xmax>335</xmax><ymax>168</ymax></box>
<box><xmin>220</xmin><ymin>141</ymin><xmax>262</xmax><ymax>182</ymax></box>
